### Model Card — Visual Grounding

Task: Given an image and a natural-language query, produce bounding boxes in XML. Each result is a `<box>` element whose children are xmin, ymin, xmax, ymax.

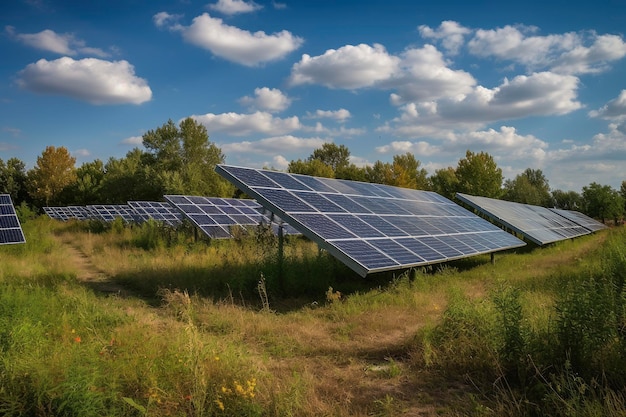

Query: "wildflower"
<box><xmin>74</xmin><ymin>336</ymin><xmax>81</xmax><ymax>343</ymax></box>
<box><xmin>215</xmin><ymin>399</ymin><xmax>225</xmax><ymax>411</ymax></box>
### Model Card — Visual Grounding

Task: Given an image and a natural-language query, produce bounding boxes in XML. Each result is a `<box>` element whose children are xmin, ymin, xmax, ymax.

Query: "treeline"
<box><xmin>1</xmin><ymin>118</ymin><xmax>625</xmax><ymax>223</ymax></box>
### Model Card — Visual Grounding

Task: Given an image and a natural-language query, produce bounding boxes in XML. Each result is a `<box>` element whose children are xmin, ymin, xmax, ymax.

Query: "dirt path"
<box><xmin>55</xmin><ymin>235</ymin><xmax>131</xmax><ymax>296</ymax></box>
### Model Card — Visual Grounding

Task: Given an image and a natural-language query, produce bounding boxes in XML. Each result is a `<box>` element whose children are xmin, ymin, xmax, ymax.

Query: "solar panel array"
<box><xmin>456</xmin><ymin>193</ymin><xmax>591</xmax><ymax>246</ymax></box>
<box><xmin>0</xmin><ymin>194</ymin><xmax>26</xmax><ymax>245</ymax></box>
<box><xmin>44</xmin><ymin>206</ymin><xmax>74</xmax><ymax>221</ymax></box>
<box><xmin>128</xmin><ymin>201</ymin><xmax>184</xmax><ymax>226</ymax></box>
<box><xmin>549</xmin><ymin>208</ymin><xmax>608</xmax><ymax>232</ymax></box>
<box><xmin>165</xmin><ymin>195</ymin><xmax>294</xmax><ymax>239</ymax></box>
<box><xmin>87</xmin><ymin>205</ymin><xmax>139</xmax><ymax>223</ymax></box>
<box><xmin>215</xmin><ymin>165</ymin><xmax>526</xmax><ymax>277</ymax></box>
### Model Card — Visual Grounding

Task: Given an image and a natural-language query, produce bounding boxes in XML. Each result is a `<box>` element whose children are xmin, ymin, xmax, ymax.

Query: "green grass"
<box><xmin>1</xmin><ymin>216</ymin><xmax>625</xmax><ymax>416</ymax></box>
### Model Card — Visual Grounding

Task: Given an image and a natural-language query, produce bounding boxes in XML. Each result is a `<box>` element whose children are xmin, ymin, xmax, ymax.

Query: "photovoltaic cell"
<box><xmin>87</xmin><ymin>205</ymin><xmax>139</xmax><ymax>223</ymax></box>
<box><xmin>549</xmin><ymin>208</ymin><xmax>608</xmax><ymax>232</ymax></box>
<box><xmin>164</xmin><ymin>195</ymin><xmax>298</xmax><ymax>239</ymax></box>
<box><xmin>0</xmin><ymin>194</ymin><xmax>26</xmax><ymax>245</ymax></box>
<box><xmin>128</xmin><ymin>201</ymin><xmax>184</xmax><ymax>226</ymax></box>
<box><xmin>456</xmin><ymin>193</ymin><xmax>592</xmax><ymax>246</ymax></box>
<box><xmin>44</xmin><ymin>206</ymin><xmax>74</xmax><ymax>221</ymax></box>
<box><xmin>215</xmin><ymin>165</ymin><xmax>526</xmax><ymax>277</ymax></box>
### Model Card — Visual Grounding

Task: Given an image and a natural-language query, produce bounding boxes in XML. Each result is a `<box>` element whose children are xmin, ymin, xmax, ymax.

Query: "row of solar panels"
<box><xmin>44</xmin><ymin>196</ymin><xmax>300</xmax><ymax>239</ymax></box>
<box><xmin>6</xmin><ymin>167</ymin><xmax>608</xmax><ymax>278</ymax></box>
<box><xmin>214</xmin><ymin>165</ymin><xmax>607</xmax><ymax>277</ymax></box>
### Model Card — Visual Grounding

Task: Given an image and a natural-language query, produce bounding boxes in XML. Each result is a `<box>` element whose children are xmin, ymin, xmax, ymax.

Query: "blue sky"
<box><xmin>1</xmin><ymin>0</ymin><xmax>626</xmax><ymax>193</ymax></box>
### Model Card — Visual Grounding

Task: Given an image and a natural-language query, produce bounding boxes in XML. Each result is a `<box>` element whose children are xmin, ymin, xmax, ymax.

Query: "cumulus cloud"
<box><xmin>208</xmin><ymin>0</ymin><xmax>262</xmax><ymax>15</ymax></box>
<box><xmin>239</xmin><ymin>87</ymin><xmax>291</xmax><ymax>112</ymax></box>
<box><xmin>289</xmin><ymin>43</ymin><xmax>400</xmax><ymax>89</ymax></box>
<box><xmin>6</xmin><ymin>26</ymin><xmax>110</xmax><ymax>57</ymax></box>
<box><xmin>418</xmin><ymin>20</ymin><xmax>471</xmax><ymax>55</ymax></box>
<box><xmin>305</xmin><ymin>109</ymin><xmax>351</xmax><ymax>122</ymax></box>
<box><xmin>17</xmin><ymin>57</ymin><xmax>152</xmax><ymax>105</ymax></box>
<box><xmin>190</xmin><ymin>111</ymin><xmax>300</xmax><ymax>136</ymax></box>
<box><xmin>388</xmin><ymin>44</ymin><xmax>476</xmax><ymax>104</ymax></box>
<box><xmin>467</xmin><ymin>25</ymin><xmax>626</xmax><ymax>74</ymax></box>
<box><xmin>73</xmin><ymin>149</ymin><xmax>90</xmax><ymax>157</ymax></box>
<box><xmin>589</xmin><ymin>90</ymin><xmax>626</xmax><ymax>120</ymax></box>
<box><xmin>271</xmin><ymin>154</ymin><xmax>290</xmax><ymax>170</ymax></box>
<box><xmin>221</xmin><ymin>135</ymin><xmax>326</xmax><ymax>154</ymax></box>
<box><xmin>158</xmin><ymin>12</ymin><xmax>303</xmax><ymax>66</ymax></box>
<box><xmin>376</xmin><ymin>140</ymin><xmax>441</xmax><ymax>156</ymax></box>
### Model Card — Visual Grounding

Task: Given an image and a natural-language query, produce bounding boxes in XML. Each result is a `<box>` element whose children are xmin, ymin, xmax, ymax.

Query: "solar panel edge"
<box><xmin>0</xmin><ymin>194</ymin><xmax>26</xmax><ymax>245</ymax></box>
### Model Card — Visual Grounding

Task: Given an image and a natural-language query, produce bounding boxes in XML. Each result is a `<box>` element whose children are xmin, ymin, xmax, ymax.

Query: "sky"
<box><xmin>1</xmin><ymin>0</ymin><xmax>626</xmax><ymax>193</ymax></box>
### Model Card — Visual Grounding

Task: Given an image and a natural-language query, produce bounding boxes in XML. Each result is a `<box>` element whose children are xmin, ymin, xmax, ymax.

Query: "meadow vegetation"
<box><xmin>1</xmin><ymin>214</ymin><xmax>626</xmax><ymax>416</ymax></box>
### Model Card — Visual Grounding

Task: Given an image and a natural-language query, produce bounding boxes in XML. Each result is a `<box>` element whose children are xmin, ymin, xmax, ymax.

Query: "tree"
<box><xmin>27</xmin><ymin>146</ymin><xmax>77</xmax><ymax>206</ymax></box>
<box><xmin>430</xmin><ymin>167</ymin><xmax>459</xmax><ymax>200</ymax></box>
<box><xmin>455</xmin><ymin>150</ymin><xmax>503</xmax><ymax>198</ymax></box>
<box><xmin>581</xmin><ymin>182</ymin><xmax>624</xmax><ymax>224</ymax></box>
<box><xmin>100</xmin><ymin>149</ymin><xmax>160</xmax><ymax>203</ymax></box>
<box><xmin>0</xmin><ymin>157</ymin><xmax>28</xmax><ymax>205</ymax></box>
<box><xmin>335</xmin><ymin>163</ymin><xmax>367</xmax><ymax>182</ymax></box>
<box><xmin>309</xmin><ymin>143</ymin><xmax>350</xmax><ymax>173</ymax></box>
<box><xmin>287</xmin><ymin>158</ymin><xmax>334</xmax><ymax>178</ymax></box>
<box><xmin>142</xmin><ymin>118</ymin><xmax>232</xmax><ymax>197</ymax></box>
<box><xmin>551</xmin><ymin>189</ymin><xmax>582</xmax><ymax>210</ymax></box>
<box><xmin>363</xmin><ymin>153</ymin><xmax>429</xmax><ymax>189</ymax></box>
<box><xmin>621</xmin><ymin>180</ymin><xmax>626</xmax><ymax>211</ymax></box>
<box><xmin>62</xmin><ymin>159</ymin><xmax>106</xmax><ymax>205</ymax></box>
<box><xmin>503</xmin><ymin>168</ymin><xmax>552</xmax><ymax>206</ymax></box>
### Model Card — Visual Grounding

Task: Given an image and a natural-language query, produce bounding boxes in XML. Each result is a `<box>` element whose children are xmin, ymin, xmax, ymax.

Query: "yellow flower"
<box><xmin>215</xmin><ymin>399</ymin><xmax>225</xmax><ymax>411</ymax></box>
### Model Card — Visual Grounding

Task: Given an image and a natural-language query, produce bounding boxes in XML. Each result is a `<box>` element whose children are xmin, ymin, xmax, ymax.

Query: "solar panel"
<box><xmin>87</xmin><ymin>205</ymin><xmax>139</xmax><ymax>223</ymax></box>
<box><xmin>44</xmin><ymin>206</ymin><xmax>74</xmax><ymax>221</ymax></box>
<box><xmin>549</xmin><ymin>208</ymin><xmax>608</xmax><ymax>232</ymax></box>
<box><xmin>164</xmin><ymin>195</ymin><xmax>271</xmax><ymax>239</ymax></box>
<box><xmin>456</xmin><ymin>193</ymin><xmax>591</xmax><ymax>246</ymax></box>
<box><xmin>128</xmin><ymin>201</ymin><xmax>184</xmax><ymax>227</ymax></box>
<box><xmin>67</xmin><ymin>206</ymin><xmax>93</xmax><ymax>220</ymax></box>
<box><xmin>215</xmin><ymin>165</ymin><xmax>526</xmax><ymax>277</ymax></box>
<box><xmin>0</xmin><ymin>194</ymin><xmax>26</xmax><ymax>245</ymax></box>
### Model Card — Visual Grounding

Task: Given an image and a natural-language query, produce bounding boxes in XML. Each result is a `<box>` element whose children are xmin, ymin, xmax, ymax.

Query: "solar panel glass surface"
<box><xmin>549</xmin><ymin>208</ymin><xmax>608</xmax><ymax>232</ymax></box>
<box><xmin>216</xmin><ymin>165</ymin><xmax>526</xmax><ymax>277</ymax></box>
<box><xmin>128</xmin><ymin>201</ymin><xmax>184</xmax><ymax>226</ymax></box>
<box><xmin>0</xmin><ymin>194</ymin><xmax>26</xmax><ymax>244</ymax></box>
<box><xmin>87</xmin><ymin>205</ymin><xmax>139</xmax><ymax>222</ymax></box>
<box><xmin>456</xmin><ymin>193</ymin><xmax>591</xmax><ymax>245</ymax></box>
<box><xmin>44</xmin><ymin>206</ymin><xmax>73</xmax><ymax>221</ymax></box>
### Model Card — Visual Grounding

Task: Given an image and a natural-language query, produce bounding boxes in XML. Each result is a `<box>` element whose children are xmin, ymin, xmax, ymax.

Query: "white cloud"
<box><xmin>305</xmin><ymin>108</ymin><xmax>351</xmax><ymax>122</ymax></box>
<box><xmin>190</xmin><ymin>111</ymin><xmax>300</xmax><ymax>136</ymax></box>
<box><xmin>153</xmin><ymin>12</ymin><xmax>182</xmax><ymax>29</ymax></box>
<box><xmin>289</xmin><ymin>43</ymin><xmax>400</xmax><ymax>89</ymax></box>
<box><xmin>17</xmin><ymin>57</ymin><xmax>152</xmax><ymax>105</ymax></box>
<box><xmin>589</xmin><ymin>90</ymin><xmax>626</xmax><ymax>120</ymax></box>
<box><xmin>208</xmin><ymin>0</ymin><xmax>262</xmax><ymax>15</ymax></box>
<box><xmin>6</xmin><ymin>26</ymin><xmax>110</xmax><ymax>57</ymax></box>
<box><xmin>239</xmin><ymin>87</ymin><xmax>291</xmax><ymax>112</ymax></box>
<box><xmin>120</xmin><ymin>136</ymin><xmax>143</xmax><ymax>145</ymax></box>
<box><xmin>166</xmin><ymin>13</ymin><xmax>303</xmax><ymax>66</ymax></box>
<box><xmin>2</xmin><ymin>127</ymin><xmax>21</xmax><ymax>137</ymax></box>
<box><xmin>270</xmin><ymin>154</ymin><xmax>290</xmax><ymax>170</ymax></box>
<box><xmin>388</xmin><ymin>44</ymin><xmax>476</xmax><ymax>104</ymax></box>
<box><xmin>221</xmin><ymin>135</ymin><xmax>326</xmax><ymax>154</ymax></box>
<box><xmin>467</xmin><ymin>25</ymin><xmax>626</xmax><ymax>75</ymax></box>
<box><xmin>386</xmin><ymin>71</ymin><xmax>581</xmax><ymax>136</ymax></box>
<box><xmin>418</xmin><ymin>20</ymin><xmax>471</xmax><ymax>55</ymax></box>
<box><xmin>376</xmin><ymin>140</ymin><xmax>441</xmax><ymax>156</ymax></box>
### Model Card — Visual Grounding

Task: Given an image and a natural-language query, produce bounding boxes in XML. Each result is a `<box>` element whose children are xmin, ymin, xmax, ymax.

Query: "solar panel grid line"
<box><xmin>549</xmin><ymin>208</ymin><xmax>608</xmax><ymax>232</ymax></box>
<box><xmin>0</xmin><ymin>194</ymin><xmax>26</xmax><ymax>245</ymax></box>
<box><xmin>216</xmin><ymin>165</ymin><xmax>526</xmax><ymax>277</ymax></box>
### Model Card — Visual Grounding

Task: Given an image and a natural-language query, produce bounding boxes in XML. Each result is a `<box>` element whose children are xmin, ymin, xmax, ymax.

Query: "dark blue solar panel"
<box><xmin>0</xmin><ymin>194</ymin><xmax>26</xmax><ymax>245</ymax></box>
<box><xmin>128</xmin><ymin>201</ymin><xmax>183</xmax><ymax>226</ymax></box>
<box><xmin>549</xmin><ymin>208</ymin><xmax>608</xmax><ymax>232</ymax></box>
<box><xmin>216</xmin><ymin>165</ymin><xmax>526</xmax><ymax>276</ymax></box>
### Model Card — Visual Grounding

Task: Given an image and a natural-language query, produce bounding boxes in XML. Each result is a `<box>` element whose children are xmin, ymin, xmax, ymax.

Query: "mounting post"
<box><xmin>491</xmin><ymin>252</ymin><xmax>495</xmax><ymax>265</ymax></box>
<box><xmin>277</xmin><ymin>224</ymin><xmax>285</xmax><ymax>293</ymax></box>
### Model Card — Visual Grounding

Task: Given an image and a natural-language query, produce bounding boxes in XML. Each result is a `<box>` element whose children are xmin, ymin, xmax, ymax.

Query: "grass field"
<box><xmin>1</xmin><ymin>216</ymin><xmax>625</xmax><ymax>416</ymax></box>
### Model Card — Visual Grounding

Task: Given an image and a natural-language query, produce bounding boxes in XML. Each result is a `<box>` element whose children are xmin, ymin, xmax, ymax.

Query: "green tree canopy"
<box><xmin>142</xmin><ymin>118</ymin><xmax>232</xmax><ymax>197</ymax></box>
<box><xmin>0</xmin><ymin>157</ymin><xmax>28</xmax><ymax>204</ymax></box>
<box><xmin>27</xmin><ymin>146</ymin><xmax>77</xmax><ymax>206</ymax></box>
<box><xmin>100</xmin><ymin>149</ymin><xmax>160</xmax><ymax>203</ymax></box>
<box><xmin>309</xmin><ymin>143</ymin><xmax>350</xmax><ymax>173</ymax></box>
<box><xmin>287</xmin><ymin>158</ymin><xmax>335</xmax><ymax>178</ymax></box>
<box><xmin>551</xmin><ymin>189</ymin><xmax>582</xmax><ymax>210</ymax></box>
<box><xmin>364</xmin><ymin>153</ymin><xmax>429</xmax><ymax>189</ymax></box>
<box><xmin>582</xmin><ymin>182</ymin><xmax>624</xmax><ymax>223</ymax></box>
<box><xmin>455</xmin><ymin>150</ymin><xmax>503</xmax><ymax>198</ymax></box>
<box><xmin>62</xmin><ymin>159</ymin><xmax>106</xmax><ymax>205</ymax></box>
<box><xmin>503</xmin><ymin>168</ymin><xmax>552</xmax><ymax>206</ymax></box>
<box><xmin>430</xmin><ymin>167</ymin><xmax>459</xmax><ymax>201</ymax></box>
